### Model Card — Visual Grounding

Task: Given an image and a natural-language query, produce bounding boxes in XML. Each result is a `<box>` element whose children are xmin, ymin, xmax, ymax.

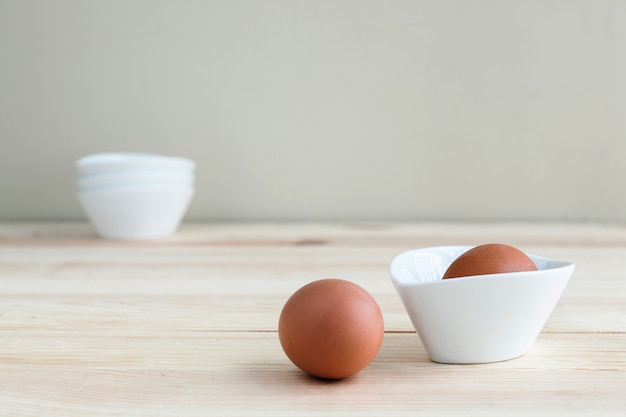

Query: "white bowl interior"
<box><xmin>389</xmin><ymin>246</ymin><xmax>575</xmax><ymax>364</ymax></box>
<box><xmin>390</xmin><ymin>246</ymin><xmax>565</xmax><ymax>285</ymax></box>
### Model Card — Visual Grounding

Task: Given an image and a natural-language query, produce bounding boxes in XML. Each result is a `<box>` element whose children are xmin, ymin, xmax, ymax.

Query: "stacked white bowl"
<box><xmin>76</xmin><ymin>153</ymin><xmax>196</xmax><ymax>240</ymax></box>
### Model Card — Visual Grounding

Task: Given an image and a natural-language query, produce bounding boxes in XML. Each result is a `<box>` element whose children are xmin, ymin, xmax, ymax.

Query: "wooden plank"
<box><xmin>3</xmin><ymin>221</ymin><xmax>626</xmax><ymax>247</ymax></box>
<box><xmin>0</xmin><ymin>332</ymin><xmax>623</xmax><ymax>416</ymax></box>
<box><xmin>0</xmin><ymin>245</ymin><xmax>624</xmax><ymax>333</ymax></box>
<box><xmin>0</xmin><ymin>222</ymin><xmax>624</xmax><ymax>416</ymax></box>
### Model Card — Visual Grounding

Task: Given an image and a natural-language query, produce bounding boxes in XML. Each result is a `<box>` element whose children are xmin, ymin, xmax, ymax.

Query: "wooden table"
<box><xmin>0</xmin><ymin>222</ymin><xmax>624</xmax><ymax>416</ymax></box>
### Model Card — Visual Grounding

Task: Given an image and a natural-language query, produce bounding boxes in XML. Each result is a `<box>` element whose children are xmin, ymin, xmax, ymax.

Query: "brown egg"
<box><xmin>278</xmin><ymin>279</ymin><xmax>384</xmax><ymax>379</ymax></box>
<box><xmin>442</xmin><ymin>243</ymin><xmax>537</xmax><ymax>279</ymax></box>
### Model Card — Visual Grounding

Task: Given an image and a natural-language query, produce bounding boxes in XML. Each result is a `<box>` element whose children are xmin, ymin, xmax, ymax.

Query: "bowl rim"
<box><xmin>77</xmin><ymin>184</ymin><xmax>196</xmax><ymax>194</ymax></box>
<box><xmin>78</xmin><ymin>169</ymin><xmax>195</xmax><ymax>180</ymax></box>
<box><xmin>76</xmin><ymin>153</ymin><xmax>195</xmax><ymax>171</ymax></box>
<box><xmin>389</xmin><ymin>245</ymin><xmax>575</xmax><ymax>289</ymax></box>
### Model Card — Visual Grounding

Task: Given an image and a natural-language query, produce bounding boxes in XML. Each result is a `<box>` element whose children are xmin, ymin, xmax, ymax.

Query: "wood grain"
<box><xmin>0</xmin><ymin>222</ymin><xmax>624</xmax><ymax>416</ymax></box>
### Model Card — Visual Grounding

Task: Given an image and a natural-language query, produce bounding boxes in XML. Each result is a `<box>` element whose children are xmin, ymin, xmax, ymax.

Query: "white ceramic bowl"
<box><xmin>77</xmin><ymin>185</ymin><xmax>195</xmax><ymax>240</ymax></box>
<box><xmin>76</xmin><ymin>153</ymin><xmax>195</xmax><ymax>175</ymax></box>
<box><xmin>389</xmin><ymin>246</ymin><xmax>575</xmax><ymax>364</ymax></box>
<box><xmin>77</xmin><ymin>170</ymin><xmax>194</xmax><ymax>191</ymax></box>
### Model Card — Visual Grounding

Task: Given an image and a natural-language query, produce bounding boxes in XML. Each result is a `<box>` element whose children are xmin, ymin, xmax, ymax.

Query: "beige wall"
<box><xmin>1</xmin><ymin>0</ymin><xmax>625</xmax><ymax>222</ymax></box>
